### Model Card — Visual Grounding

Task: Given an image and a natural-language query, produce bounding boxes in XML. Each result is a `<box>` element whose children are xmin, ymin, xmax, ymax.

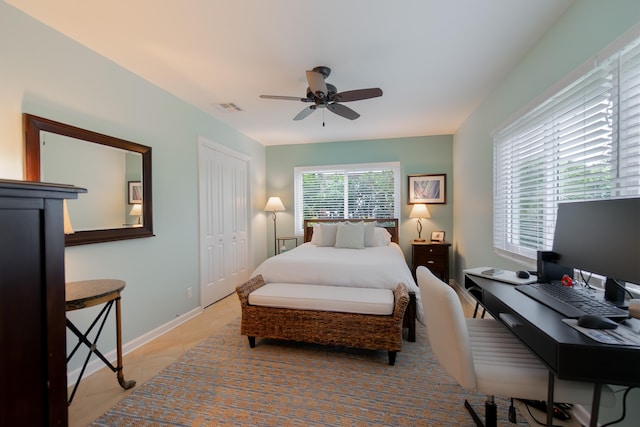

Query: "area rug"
<box><xmin>93</xmin><ymin>318</ymin><xmax>525</xmax><ymax>426</ymax></box>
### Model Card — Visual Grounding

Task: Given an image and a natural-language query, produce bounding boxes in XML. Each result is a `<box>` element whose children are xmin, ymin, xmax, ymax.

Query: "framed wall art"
<box><xmin>128</xmin><ymin>181</ymin><xmax>142</xmax><ymax>204</ymax></box>
<box><xmin>408</xmin><ymin>174</ymin><xmax>446</xmax><ymax>204</ymax></box>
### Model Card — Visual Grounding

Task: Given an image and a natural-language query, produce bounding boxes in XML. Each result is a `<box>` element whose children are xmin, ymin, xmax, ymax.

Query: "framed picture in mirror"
<box><xmin>128</xmin><ymin>181</ymin><xmax>142</xmax><ymax>204</ymax></box>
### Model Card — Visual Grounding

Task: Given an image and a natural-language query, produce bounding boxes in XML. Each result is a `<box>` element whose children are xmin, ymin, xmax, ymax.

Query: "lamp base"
<box><xmin>413</xmin><ymin>238</ymin><xmax>426</xmax><ymax>242</ymax></box>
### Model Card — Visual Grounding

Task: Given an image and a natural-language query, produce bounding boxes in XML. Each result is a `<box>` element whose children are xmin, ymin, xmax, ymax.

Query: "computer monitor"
<box><xmin>552</xmin><ymin>198</ymin><xmax>640</xmax><ymax>295</ymax></box>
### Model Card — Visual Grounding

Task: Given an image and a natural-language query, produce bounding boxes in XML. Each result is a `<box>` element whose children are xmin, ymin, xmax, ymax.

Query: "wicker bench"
<box><xmin>236</xmin><ymin>275</ymin><xmax>410</xmax><ymax>365</ymax></box>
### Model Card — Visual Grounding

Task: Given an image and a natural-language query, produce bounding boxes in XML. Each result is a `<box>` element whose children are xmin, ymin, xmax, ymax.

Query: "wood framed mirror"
<box><xmin>24</xmin><ymin>113</ymin><xmax>154</xmax><ymax>246</ymax></box>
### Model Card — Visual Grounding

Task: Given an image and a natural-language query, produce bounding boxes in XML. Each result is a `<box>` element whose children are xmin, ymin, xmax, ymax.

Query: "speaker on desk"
<box><xmin>536</xmin><ymin>251</ymin><xmax>573</xmax><ymax>283</ymax></box>
<box><xmin>605</xmin><ymin>278</ymin><xmax>629</xmax><ymax>308</ymax></box>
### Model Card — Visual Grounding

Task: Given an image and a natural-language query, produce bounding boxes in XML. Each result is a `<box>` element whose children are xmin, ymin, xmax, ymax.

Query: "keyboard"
<box><xmin>515</xmin><ymin>282</ymin><xmax>629</xmax><ymax>320</ymax></box>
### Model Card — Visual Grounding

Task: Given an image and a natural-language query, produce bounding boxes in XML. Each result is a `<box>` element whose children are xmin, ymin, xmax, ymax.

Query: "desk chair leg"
<box><xmin>115</xmin><ymin>296</ymin><xmax>136</xmax><ymax>390</ymax></box>
<box><xmin>464</xmin><ymin>396</ymin><xmax>497</xmax><ymax>427</ymax></box>
<box><xmin>464</xmin><ymin>399</ymin><xmax>485</xmax><ymax>427</ymax></box>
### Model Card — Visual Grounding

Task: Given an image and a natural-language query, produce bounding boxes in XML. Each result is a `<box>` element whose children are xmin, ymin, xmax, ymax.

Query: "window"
<box><xmin>294</xmin><ymin>162</ymin><xmax>401</xmax><ymax>235</ymax></box>
<box><xmin>494</xmin><ymin>36</ymin><xmax>640</xmax><ymax>263</ymax></box>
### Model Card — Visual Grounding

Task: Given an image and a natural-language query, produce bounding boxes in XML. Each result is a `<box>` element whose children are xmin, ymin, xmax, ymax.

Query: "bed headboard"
<box><xmin>303</xmin><ymin>219</ymin><xmax>399</xmax><ymax>243</ymax></box>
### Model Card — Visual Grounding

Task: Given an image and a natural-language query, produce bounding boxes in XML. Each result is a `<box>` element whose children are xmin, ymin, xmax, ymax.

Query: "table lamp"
<box><xmin>409</xmin><ymin>203</ymin><xmax>430</xmax><ymax>242</ymax></box>
<box><xmin>264</xmin><ymin>196</ymin><xmax>285</xmax><ymax>255</ymax></box>
<box><xmin>129</xmin><ymin>203</ymin><xmax>143</xmax><ymax>225</ymax></box>
<box><xmin>63</xmin><ymin>199</ymin><xmax>74</xmax><ymax>234</ymax></box>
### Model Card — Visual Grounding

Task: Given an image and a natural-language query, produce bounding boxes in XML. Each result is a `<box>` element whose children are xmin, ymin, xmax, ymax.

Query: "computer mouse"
<box><xmin>577</xmin><ymin>314</ymin><xmax>618</xmax><ymax>329</ymax></box>
<box><xmin>517</xmin><ymin>270</ymin><xmax>530</xmax><ymax>279</ymax></box>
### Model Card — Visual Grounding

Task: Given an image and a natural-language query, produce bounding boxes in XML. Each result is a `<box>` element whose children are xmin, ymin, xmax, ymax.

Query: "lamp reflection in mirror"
<box><xmin>63</xmin><ymin>199</ymin><xmax>74</xmax><ymax>234</ymax></box>
<box><xmin>264</xmin><ymin>197</ymin><xmax>285</xmax><ymax>255</ymax></box>
<box><xmin>129</xmin><ymin>204</ymin><xmax>143</xmax><ymax>225</ymax></box>
<box><xmin>409</xmin><ymin>203</ymin><xmax>430</xmax><ymax>242</ymax></box>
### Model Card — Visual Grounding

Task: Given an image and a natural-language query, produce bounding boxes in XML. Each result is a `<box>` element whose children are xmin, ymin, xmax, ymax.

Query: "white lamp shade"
<box><xmin>409</xmin><ymin>204</ymin><xmax>431</xmax><ymax>219</ymax></box>
<box><xmin>264</xmin><ymin>196</ymin><xmax>285</xmax><ymax>212</ymax></box>
<box><xmin>129</xmin><ymin>204</ymin><xmax>143</xmax><ymax>216</ymax></box>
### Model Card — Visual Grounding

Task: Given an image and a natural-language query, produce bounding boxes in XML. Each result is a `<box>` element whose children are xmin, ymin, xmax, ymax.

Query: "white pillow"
<box><xmin>317</xmin><ymin>223</ymin><xmax>339</xmax><ymax>247</ymax></box>
<box><xmin>310</xmin><ymin>224</ymin><xmax>322</xmax><ymax>245</ymax></box>
<box><xmin>363</xmin><ymin>222</ymin><xmax>377</xmax><ymax>247</ymax></box>
<box><xmin>374</xmin><ymin>227</ymin><xmax>392</xmax><ymax>246</ymax></box>
<box><xmin>334</xmin><ymin>222</ymin><xmax>365</xmax><ymax>249</ymax></box>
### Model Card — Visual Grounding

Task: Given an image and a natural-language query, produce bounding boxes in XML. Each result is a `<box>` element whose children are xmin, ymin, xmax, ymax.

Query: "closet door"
<box><xmin>198</xmin><ymin>140</ymin><xmax>249</xmax><ymax>307</ymax></box>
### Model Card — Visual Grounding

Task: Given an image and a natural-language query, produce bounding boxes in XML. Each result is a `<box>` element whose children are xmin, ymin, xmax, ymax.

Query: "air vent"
<box><xmin>216</xmin><ymin>102</ymin><xmax>244</xmax><ymax>113</ymax></box>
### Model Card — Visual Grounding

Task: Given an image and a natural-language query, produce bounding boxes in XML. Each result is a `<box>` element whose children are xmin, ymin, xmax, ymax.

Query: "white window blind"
<box><xmin>294</xmin><ymin>162</ymin><xmax>401</xmax><ymax>235</ymax></box>
<box><xmin>494</xmin><ymin>36</ymin><xmax>640</xmax><ymax>262</ymax></box>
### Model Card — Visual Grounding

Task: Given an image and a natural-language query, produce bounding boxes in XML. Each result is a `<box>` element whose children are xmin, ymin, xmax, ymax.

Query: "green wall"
<box><xmin>0</xmin><ymin>2</ymin><xmax>267</xmax><ymax>375</ymax></box>
<box><xmin>454</xmin><ymin>2</ymin><xmax>640</xmax><ymax>424</ymax></box>
<box><xmin>265</xmin><ymin>135</ymin><xmax>453</xmax><ymax>266</ymax></box>
<box><xmin>454</xmin><ymin>0</ymin><xmax>640</xmax><ymax>278</ymax></box>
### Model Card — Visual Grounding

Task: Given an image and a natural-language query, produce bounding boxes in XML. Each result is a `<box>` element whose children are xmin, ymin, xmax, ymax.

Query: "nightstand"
<box><xmin>276</xmin><ymin>236</ymin><xmax>298</xmax><ymax>254</ymax></box>
<box><xmin>412</xmin><ymin>240</ymin><xmax>451</xmax><ymax>283</ymax></box>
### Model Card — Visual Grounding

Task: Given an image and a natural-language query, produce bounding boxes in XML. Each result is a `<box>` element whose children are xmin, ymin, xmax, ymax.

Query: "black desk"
<box><xmin>465</xmin><ymin>274</ymin><xmax>640</xmax><ymax>426</ymax></box>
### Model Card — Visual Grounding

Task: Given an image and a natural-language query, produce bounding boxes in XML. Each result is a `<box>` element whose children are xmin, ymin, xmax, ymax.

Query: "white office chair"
<box><xmin>417</xmin><ymin>266</ymin><xmax>613</xmax><ymax>427</ymax></box>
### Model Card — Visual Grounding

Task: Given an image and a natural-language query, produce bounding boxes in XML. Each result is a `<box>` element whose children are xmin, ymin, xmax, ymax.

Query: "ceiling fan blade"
<box><xmin>332</xmin><ymin>88</ymin><xmax>383</xmax><ymax>102</ymax></box>
<box><xmin>306</xmin><ymin>70</ymin><xmax>328</xmax><ymax>98</ymax></box>
<box><xmin>293</xmin><ymin>105</ymin><xmax>316</xmax><ymax>121</ymax></box>
<box><xmin>260</xmin><ymin>95</ymin><xmax>306</xmax><ymax>101</ymax></box>
<box><xmin>327</xmin><ymin>103</ymin><xmax>360</xmax><ymax>120</ymax></box>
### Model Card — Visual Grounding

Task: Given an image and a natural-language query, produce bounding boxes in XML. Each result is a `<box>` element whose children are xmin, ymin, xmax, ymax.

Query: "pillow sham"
<box><xmin>310</xmin><ymin>224</ymin><xmax>322</xmax><ymax>245</ymax></box>
<box><xmin>334</xmin><ymin>222</ymin><xmax>365</xmax><ymax>249</ymax></box>
<box><xmin>363</xmin><ymin>222</ymin><xmax>377</xmax><ymax>247</ymax></box>
<box><xmin>374</xmin><ymin>227</ymin><xmax>392</xmax><ymax>246</ymax></box>
<box><xmin>317</xmin><ymin>223</ymin><xmax>339</xmax><ymax>247</ymax></box>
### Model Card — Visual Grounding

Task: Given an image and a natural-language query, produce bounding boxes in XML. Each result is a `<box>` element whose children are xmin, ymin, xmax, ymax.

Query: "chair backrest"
<box><xmin>417</xmin><ymin>266</ymin><xmax>476</xmax><ymax>390</ymax></box>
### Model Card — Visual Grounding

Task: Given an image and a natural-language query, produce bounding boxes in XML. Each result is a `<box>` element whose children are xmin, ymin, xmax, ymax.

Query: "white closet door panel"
<box><xmin>199</xmin><ymin>140</ymin><xmax>250</xmax><ymax>307</ymax></box>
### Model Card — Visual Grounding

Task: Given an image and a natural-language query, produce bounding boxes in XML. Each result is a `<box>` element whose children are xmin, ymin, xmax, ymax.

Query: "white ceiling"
<box><xmin>7</xmin><ymin>0</ymin><xmax>574</xmax><ymax>146</ymax></box>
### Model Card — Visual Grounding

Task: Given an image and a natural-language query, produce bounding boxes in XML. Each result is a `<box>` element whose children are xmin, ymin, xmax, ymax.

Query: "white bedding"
<box><xmin>252</xmin><ymin>242</ymin><xmax>424</xmax><ymax>323</ymax></box>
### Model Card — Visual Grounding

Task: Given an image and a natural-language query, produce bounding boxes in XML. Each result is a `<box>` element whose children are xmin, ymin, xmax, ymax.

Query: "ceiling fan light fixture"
<box><xmin>260</xmin><ymin>66</ymin><xmax>382</xmax><ymax>122</ymax></box>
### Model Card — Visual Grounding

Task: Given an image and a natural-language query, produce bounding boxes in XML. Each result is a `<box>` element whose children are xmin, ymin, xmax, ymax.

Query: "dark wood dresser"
<box><xmin>411</xmin><ymin>240</ymin><xmax>451</xmax><ymax>283</ymax></box>
<box><xmin>0</xmin><ymin>180</ymin><xmax>84</xmax><ymax>426</ymax></box>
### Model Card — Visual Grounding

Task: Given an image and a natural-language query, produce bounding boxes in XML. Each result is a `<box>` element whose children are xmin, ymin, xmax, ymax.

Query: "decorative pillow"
<box><xmin>335</xmin><ymin>222</ymin><xmax>365</xmax><ymax>249</ymax></box>
<box><xmin>363</xmin><ymin>222</ymin><xmax>377</xmax><ymax>247</ymax></box>
<box><xmin>310</xmin><ymin>224</ymin><xmax>322</xmax><ymax>245</ymax></box>
<box><xmin>317</xmin><ymin>223</ymin><xmax>339</xmax><ymax>247</ymax></box>
<box><xmin>374</xmin><ymin>227</ymin><xmax>392</xmax><ymax>246</ymax></box>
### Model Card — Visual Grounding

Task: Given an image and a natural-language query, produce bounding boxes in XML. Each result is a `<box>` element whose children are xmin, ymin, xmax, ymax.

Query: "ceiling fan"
<box><xmin>260</xmin><ymin>66</ymin><xmax>383</xmax><ymax>122</ymax></box>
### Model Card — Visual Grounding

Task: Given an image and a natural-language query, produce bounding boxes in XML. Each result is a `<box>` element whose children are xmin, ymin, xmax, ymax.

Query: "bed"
<box><xmin>251</xmin><ymin>219</ymin><xmax>422</xmax><ymax>341</ymax></box>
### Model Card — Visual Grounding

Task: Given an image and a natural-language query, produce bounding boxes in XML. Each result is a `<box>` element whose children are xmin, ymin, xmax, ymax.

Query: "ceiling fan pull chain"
<box><xmin>323</xmin><ymin>107</ymin><xmax>325</xmax><ymax>127</ymax></box>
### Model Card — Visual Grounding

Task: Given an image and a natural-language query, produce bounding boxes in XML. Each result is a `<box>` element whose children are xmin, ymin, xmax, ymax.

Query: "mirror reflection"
<box><xmin>24</xmin><ymin>113</ymin><xmax>154</xmax><ymax>246</ymax></box>
<box><xmin>41</xmin><ymin>131</ymin><xmax>143</xmax><ymax>231</ymax></box>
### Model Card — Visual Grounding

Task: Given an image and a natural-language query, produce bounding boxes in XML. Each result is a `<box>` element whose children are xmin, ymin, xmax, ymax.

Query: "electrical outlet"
<box><xmin>186</xmin><ymin>287</ymin><xmax>192</xmax><ymax>299</ymax></box>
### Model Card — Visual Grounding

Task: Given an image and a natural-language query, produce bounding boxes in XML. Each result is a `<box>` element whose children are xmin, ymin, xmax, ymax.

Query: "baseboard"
<box><xmin>67</xmin><ymin>306</ymin><xmax>203</xmax><ymax>387</ymax></box>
